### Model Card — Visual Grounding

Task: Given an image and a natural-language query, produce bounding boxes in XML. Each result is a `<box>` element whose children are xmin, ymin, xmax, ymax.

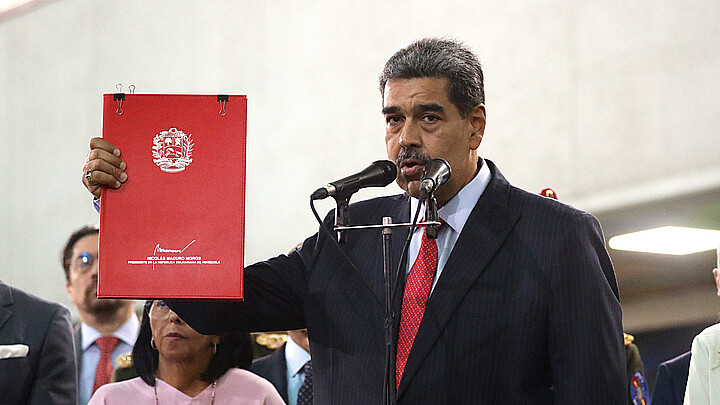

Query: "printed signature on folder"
<box><xmin>154</xmin><ymin>240</ymin><xmax>197</xmax><ymax>256</ymax></box>
<box><xmin>127</xmin><ymin>239</ymin><xmax>221</xmax><ymax>270</ymax></box>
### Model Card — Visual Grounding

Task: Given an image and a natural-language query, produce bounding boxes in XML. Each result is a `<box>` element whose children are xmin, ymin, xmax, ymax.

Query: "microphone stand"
<box><xmin>334</xmin><ymin>195</ymin><xmax>351</xmax><ymax>243</ymax></box>
<box><xmin>333</xmin><ymin>199</ymin><xmax>440</xmax><ymax>405</ymax></box>
<box><xmin>424</xmin><ymin>193</ymin><xmax>439</xmax><ymax>240</ymax></box>
<box><xmin>381</xmin><ymin>217</ymin><xmax>395</xmax><ymax>405</ymax></box>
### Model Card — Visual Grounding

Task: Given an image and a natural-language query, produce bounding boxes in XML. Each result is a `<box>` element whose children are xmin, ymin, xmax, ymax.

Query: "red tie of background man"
<box><xmin>396</xmin><ymin>226</ymin><xmax>439</xmax><ymax>388</ymax></box>
<box><xmin>93</xmin><ymin>336</ymin><xmax>120</xmax><ymax>393</ymax></box>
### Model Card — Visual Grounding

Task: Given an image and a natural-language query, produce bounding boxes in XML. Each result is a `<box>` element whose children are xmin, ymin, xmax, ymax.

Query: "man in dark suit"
<box><xmin>0</xmin><ymin>279</ymin><xmax>76</xmax><ymax>404</ymax></box>
<box><xmin>83</xmin><ymin>38</ymin><xmax>625</xmax><ymax>403</ymax></box>
<box><xmin>251</xmin><ymin>329</ymin><xmax>311</xmax><ymax>404</ymax></box>
<box><xmin>62</xmin><ymin>225</ymin><xmax>139</xmax><ymax>404</ymax></box>
<box><xmin>251</xmin><ymin>343</ymin><xmax>289</xmax><ymax>403</ymax></box>
<box><xmin>652</xmin><ymin>351</ymin><xmax>691</xmax><ymax>405</ymax></box>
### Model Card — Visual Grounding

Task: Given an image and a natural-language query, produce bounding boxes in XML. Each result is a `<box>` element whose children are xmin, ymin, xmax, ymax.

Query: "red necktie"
<box><xmin>93</xmin><ymin>336</ymin><xmax>120</xmax><ymax>393</ymax></box>
<box><xmin>396</xmin><ymin>226</ymin><xmax>439</xmax><ymax>387</ymax></box>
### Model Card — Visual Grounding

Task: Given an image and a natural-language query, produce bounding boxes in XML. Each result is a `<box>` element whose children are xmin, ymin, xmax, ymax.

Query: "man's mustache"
<box><xmin>396</xmin><ymin>147</ymin><xmax>431</xmax><ymax>167</ymax></box>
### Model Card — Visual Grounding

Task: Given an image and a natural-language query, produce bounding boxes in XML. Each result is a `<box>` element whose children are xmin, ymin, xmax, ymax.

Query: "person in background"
<box><xmin>624</xmin><ymin>333</ymin><xmax>648</xmax><ymax>405</ymax></box>
<box><xmin>0</xmin><ymin>279</ymin><xmax>76</xmax><ymax>404</ymax></box>
<box><xmin>251</xmin><ymin>329</ymin><xmax>311</xmax><ymax>405</ymax></box>
<box><xmin>682</xmin><ymin>244</ymin><xmax>720</xmax><ymax>404</ymax></box>
<box><xmin>62</xmin><ymin>225</ymin><xmax>139</xmax><ymax>405</ymax></box>
<box><xmin>653</xmin><ymin>351</ymin><xmax>691</xmax><ymax>405</ymax></box>
<box><xmin>88</xmin><ymin>300</ymin><xmax>283</xmax><ymax>404</ymax></box>
<box><xmin>249</xmin><ymin>243</ymin><xmax>312</xmax><ymax>404</ymax></box>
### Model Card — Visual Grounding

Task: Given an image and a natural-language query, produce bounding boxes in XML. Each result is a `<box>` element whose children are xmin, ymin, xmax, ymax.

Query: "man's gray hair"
<box><xmin>379</xmin><ymin>38</ymin><xmax>485</xmax><ymax>118</ymax></box>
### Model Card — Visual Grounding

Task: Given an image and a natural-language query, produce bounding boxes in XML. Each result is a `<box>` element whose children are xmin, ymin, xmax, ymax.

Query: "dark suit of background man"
<box><xmin>251</xmin><ymin>329</ymin><xmax>312</xmax><ymax>405</ymax></box>
<box><xmin>652</xmin><ymin>351</ymin><xmax>691</xmax><ymax>405</ymax></box>
<box><xmin>0</xmin><ymin>279</ymin><xmax>76</xmax><ymax>404</ymax></box>
<box><xmin>62</xmin><ymin>225</ymin><xmax>139</xmax><ymax>405</ymax></box>
<box><xmin>83</xmin><ymin>38</ymin><xmax>626</xmax><ymax>404</ymax></box>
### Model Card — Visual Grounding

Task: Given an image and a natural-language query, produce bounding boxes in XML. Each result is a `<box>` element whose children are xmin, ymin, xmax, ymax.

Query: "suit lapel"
<box><xmin>74</xmin><ymin>326</ymin><xmax>83</xmax><ymax>376</ymax></box>
<box><xmin>396</xmin><ymin>161</ymin><xmax>520</xmax><ymax>397</ymax></box>
<box><xmin>0</xmin><ymin>281</ymin><xmax>14</xmax><ymax>331</ymax></box>
<box><xmin>272</xmin><ymin>345</ymin><xmax>289</xmax><ymax>403</ymax></box>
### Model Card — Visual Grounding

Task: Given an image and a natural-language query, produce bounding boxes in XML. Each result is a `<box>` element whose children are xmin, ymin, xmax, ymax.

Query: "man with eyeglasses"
<box><xmin>62</xmin><ymin>225</ymin><xmax>139</xmax><ymax>405</ymax></box>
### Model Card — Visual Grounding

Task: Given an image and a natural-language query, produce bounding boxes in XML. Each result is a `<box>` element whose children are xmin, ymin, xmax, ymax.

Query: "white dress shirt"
<box><xmin>407</xmin><ymin>159</ymin><xmax>491</xmax><ymax>294</ymax></box>
<box><xmin>285</xmin><ymin>336</ymin><xmax>312</xmax><ymax>405</ymax></box>
<box><xmin>79</xmin><ymin>314</ymin><xmax>140</xmax><ymax>405</ymax></box>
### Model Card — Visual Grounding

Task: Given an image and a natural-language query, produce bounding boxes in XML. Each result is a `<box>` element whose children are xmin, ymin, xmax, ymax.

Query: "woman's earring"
<box><xmin>151</xmin><ymin>338</ymin><xmax>157</xmax><ymax>350</ymax></box>
<box><xmin>213</xmin><ymin>343</ymin><xmax>217</xmax><ymax>355</ymax></box>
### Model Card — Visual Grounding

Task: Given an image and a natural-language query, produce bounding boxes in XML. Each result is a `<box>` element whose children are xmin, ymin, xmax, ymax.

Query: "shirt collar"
<box><xmin>285</xmin><ymin>335</ymin><xmax>311</xmax><ymax>376</ymax></box>
<box><xmin>409</xmin><ymin>158</ymin><xmax>492</xmax><ymax>234</ymax></box>
<box><xmin>81</xmin><ymin>313</ymin><xmax>140</xmax><ymax>350</ymax></box>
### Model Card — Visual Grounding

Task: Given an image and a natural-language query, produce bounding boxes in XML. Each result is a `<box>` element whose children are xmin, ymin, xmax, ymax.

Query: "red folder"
<box><xmin>98</xmin><ymin>94</ymin><xmax>246</xmax><ymax>299</ymax></box>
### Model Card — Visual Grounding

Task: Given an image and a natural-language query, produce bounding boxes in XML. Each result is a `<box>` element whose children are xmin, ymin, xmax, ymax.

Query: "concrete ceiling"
<box><xmin>595</xmin><ymin>188</ymin><xmax>720</xmax><ymax>331</ymax></box>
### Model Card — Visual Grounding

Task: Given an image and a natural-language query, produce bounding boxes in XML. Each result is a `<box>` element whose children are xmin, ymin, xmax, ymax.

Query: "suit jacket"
<box><xmin>0</xmin><ymin>280</ymin><xmax>77</xmax><ymax>405</ymax></box>
<box><xmin>684</xmin><ymin>324</ymin><xmax>720</xmax><ymax>404</ymax></box>
<box><xmin>168</xmin><ymin>160</ymin><xmax>625</xmax><ymax>404</ymax></box>
<box><xmin>250</xmin><ymin>343</ymin><xmax>289</xmax><ymax>403</ymax></box>
<box><xmin>74</xmin><ymin>325</ymin><xmax>83</xmax><ymax>400</ymax></box>
<box><xmin>653</xmin><ymin>351</ymin><xmax>691</xmax><ymax>405</ymax></box>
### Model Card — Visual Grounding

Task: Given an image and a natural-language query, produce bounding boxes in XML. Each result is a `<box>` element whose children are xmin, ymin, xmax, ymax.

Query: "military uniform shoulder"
<box><xmin>116</xmin><ymin>352</ymin><xmax>133</xmax><ymax>369</ymax></box>
<box><xmin>111</xmin><ymin>352</ymin><xmax>140</xmax><ymax>383</ymax></box>
<box><xmin>623</xmin><ymin>333</ymin><xmax>649</xmax><ymax>405</ymax></box>
<box><xmin>251</xmin><ymin>332</ymin><xmax>288</xmax><ymax>360</ymax></box>
<box><xmin>624</xmin><ymin>332</ymin><xmax>635</xmax><ymax>347</ymax></box>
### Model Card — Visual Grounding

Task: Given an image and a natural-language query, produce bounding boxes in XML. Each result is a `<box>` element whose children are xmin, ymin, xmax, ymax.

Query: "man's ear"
<box><xmin>66</xmin><ymin>282</ymin><xmax>75</xmax><ymax>303</ymax></box>
<box><xmin>469</xmin><ymin>104</ymin><xmax>486</xmax><ymax>151</ymax></box>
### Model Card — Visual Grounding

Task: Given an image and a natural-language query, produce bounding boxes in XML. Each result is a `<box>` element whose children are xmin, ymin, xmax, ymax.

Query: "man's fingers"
<box><xmin>89</xmin><ymin>137</ymin><xmax>121</xmax><ymax>157</ymax></box>
<box><xmin>82</xmin><ymin>171</ymin><xmax>109</xmax><ymax>198</ymax></box>
<box><xmin>87</xmin><ymin>148</ymin><xmax>125</xmax><ymax>171</ymax></box>
<box><xmin>83</xmin><ymin>138</ymin><xmax>125</xmax><ymax>197</ymax></box>
<box><xmin>85</xmin><ymin>169</ymin><xmax>122</xmax><ymax>189</ymax></box>
<box><xmin>85</xmin><ymin>181</ymin><xmax>101</xmax><ymax>198</ymax></box>
<box><xmin>83</xmin><ymin>159</ymin><xmax>127</xmax><ymax>184</ymax></box>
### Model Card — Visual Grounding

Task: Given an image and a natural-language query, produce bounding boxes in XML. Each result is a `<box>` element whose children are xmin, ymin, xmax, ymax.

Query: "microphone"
<box><xmin>419</xmin><ymin>158</ymin><xmax>452</xmax><ymax>200</ymax></box>
<box><xmin>311</xmin><ymin>160</ymin><xmax>398</xmax><ymax>200</ymax></box>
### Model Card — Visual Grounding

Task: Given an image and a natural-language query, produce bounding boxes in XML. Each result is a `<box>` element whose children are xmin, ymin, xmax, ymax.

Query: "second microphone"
<box><xmin>311</xmin><ymin>160</ymin><xmax>398</xmax><ymax>200</ymax></box>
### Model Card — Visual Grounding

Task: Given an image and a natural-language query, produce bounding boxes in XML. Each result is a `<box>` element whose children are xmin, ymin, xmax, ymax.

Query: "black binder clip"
<box><xmin>217</xmin><ymin>94</ymin><xmax>228</xmax><ymax>116</ymax></box>
<box><xmin>114</xmin><ymin>93</ymin><xmax>125</xmax><ymax>116</ymax></box>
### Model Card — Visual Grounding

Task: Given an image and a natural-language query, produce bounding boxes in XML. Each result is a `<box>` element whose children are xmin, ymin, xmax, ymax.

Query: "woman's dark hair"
<box><xmin>133</xmin><ymin>300</ymin><xmax>253</xmax><ymax>386</ymax></box>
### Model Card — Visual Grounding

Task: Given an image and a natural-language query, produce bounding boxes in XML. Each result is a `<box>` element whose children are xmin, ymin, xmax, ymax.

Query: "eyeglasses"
<box><xmin>148</xmin><ymin>300</ymin><xmax>172</xmax><ymax>319</ymax></box>
<box><xmin>72</xmin><ymin>252</ymin><xmax>97</xmax><ymax>273</ymax></box>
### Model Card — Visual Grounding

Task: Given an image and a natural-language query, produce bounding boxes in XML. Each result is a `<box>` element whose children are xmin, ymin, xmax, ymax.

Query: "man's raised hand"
<box><xmin>82</xmin><ymin>137</ymin><xmax>127</xmax><ymax>198</ymax></box>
